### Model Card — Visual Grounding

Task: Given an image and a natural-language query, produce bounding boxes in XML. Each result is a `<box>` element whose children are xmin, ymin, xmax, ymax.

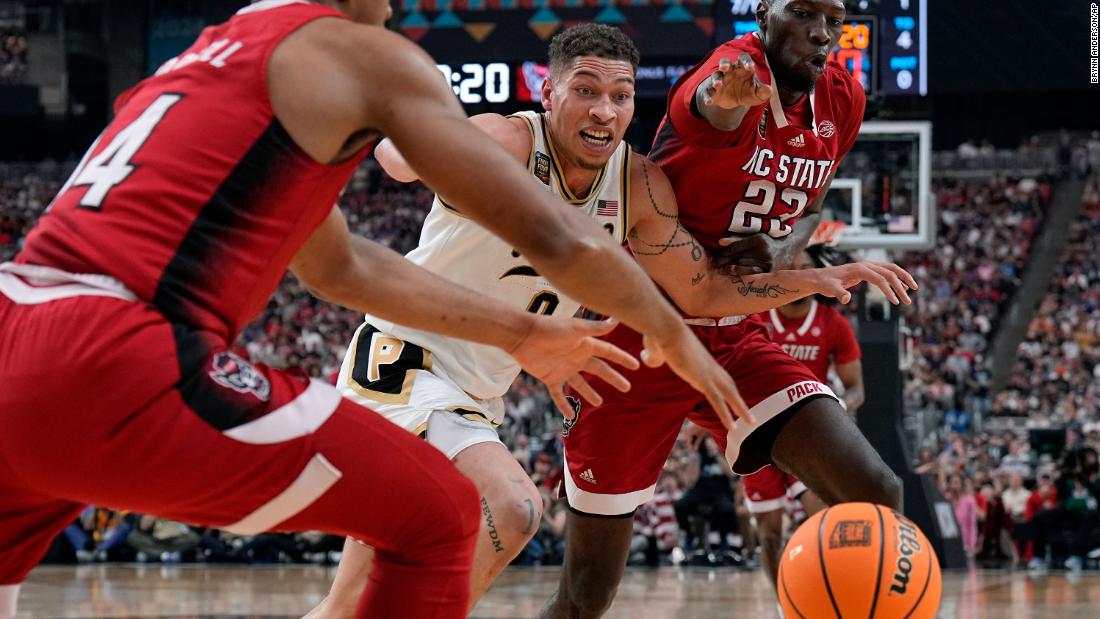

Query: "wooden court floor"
<box><xmin>15</xmin><ymin>564</ymin><xmax>1100</xmax><ymax>618</ymax></box>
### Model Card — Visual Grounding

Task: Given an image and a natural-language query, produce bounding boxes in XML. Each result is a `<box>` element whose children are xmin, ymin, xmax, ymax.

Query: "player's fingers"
<box><xmin>704</xmin><ymin>388</ymin><xmax>736</xmax><ymax>432</ymax></box>
<box><xmin>820</xmin><ymin>279</ymin><xmax>849</xmax><ymax>301</ymax></box>
<box><xmin>549</xmin><ymin>386</ymin><xmax>575</xmax><ymax>421</ymax></box>
<box><xmin>729</xmin><ymin>264</ymin><xmax>766</xmax><ymax>276</ymax></box>
<box><xmin>861</xmin><ymin>267</ymin><xmax>900</xmax><ymax>304</ymax></box>
<box><xmin>868</xmin><ymin>264</ymin><xmax>911</xmax><ymax>304</ymax></box>
<box><xmin>589</xmin><ymin>338</ymin><xmax>640</xmax><ymax>371</ymax></box>
<box><xmin>572</xmin><ymin>316</ymin><xmax>619</xmax><ymax>337</ymax></box>
<box><xmin>719</xmin><ymin>374</ymin><xmax>752</xmax><ymax>424</ymax></box>
<box><xmin>584</xmin><ymin>358</ymin><xmax>632</xmax><ymax>393</ymax></box>
<box><xmin>641</xmin><ymin>336</ymin><xmax>666</xmax><ymax>368</ymax></box>
<box><xmin>567</xmin><ymin>374</ymin><xmax>604</xmax><ymax>408</ymax></box>
<box><xmin>718</xmin><ymin>57</ymin><xmax>733</xmax><ymax>72</ymax></box>
<box><xmin>878</xmin><ymin>262</ymin><xmax>919</xmax><ymax>290</ymax></box>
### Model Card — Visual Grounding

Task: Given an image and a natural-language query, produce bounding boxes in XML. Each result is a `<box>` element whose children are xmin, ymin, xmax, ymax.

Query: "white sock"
<box><xmin>0</xmin><ymin>584</ymin><xmax>20</xmax><ymax>619</ymax></box>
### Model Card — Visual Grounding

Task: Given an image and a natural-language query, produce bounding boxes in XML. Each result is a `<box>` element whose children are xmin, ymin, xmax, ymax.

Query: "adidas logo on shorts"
<box><xmin>579</xmin><ymin>469</ymin><xmax>596</xmax><ymax>484</ymax></box>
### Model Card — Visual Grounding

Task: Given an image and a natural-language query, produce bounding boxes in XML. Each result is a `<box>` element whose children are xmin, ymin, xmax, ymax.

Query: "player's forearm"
<box><xmin>688</xmin><ymin>268</ymin><xmax>818</xmax><ymax>316</ymax></box>
<box><xmin>694</xmin><ymin>78</ymin><xmax>752</xmax><ymax>132</ymax></box>
<box><xmin>316</xmin><ymin>237</ymin><xmax>536</xmax><ymax>353</ymax></box>
<box><xmin>534</xmin><ymin>234</ymin><xmax>690</xmax><ymax>338</ymax></box>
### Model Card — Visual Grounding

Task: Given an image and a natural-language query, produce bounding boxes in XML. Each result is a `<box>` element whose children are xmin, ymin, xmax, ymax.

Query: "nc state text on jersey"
<box><xmin>740</xmin><ymin>145</ymin><xmax>836</xmax><ymax>191</ymax></box>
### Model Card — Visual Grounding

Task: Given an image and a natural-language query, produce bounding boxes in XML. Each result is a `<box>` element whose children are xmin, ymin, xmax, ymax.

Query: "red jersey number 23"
<box><xmin>728</xmin><ymin>179</ymin><xmax>809</xmax><ymax>239</ymax></box>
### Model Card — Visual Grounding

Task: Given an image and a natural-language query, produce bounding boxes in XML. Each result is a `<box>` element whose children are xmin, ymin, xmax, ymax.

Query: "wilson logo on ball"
<box><xmin>890</xmin><ymin>519</ymin><xmax>923</xmax><ymax>595</ymax></box>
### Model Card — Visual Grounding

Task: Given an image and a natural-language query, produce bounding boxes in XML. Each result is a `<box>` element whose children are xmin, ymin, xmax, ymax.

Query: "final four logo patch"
<box><xmin>534</xmin><ymin>152</ymin><xmax>551</xmax><ymax>185</ymax></box>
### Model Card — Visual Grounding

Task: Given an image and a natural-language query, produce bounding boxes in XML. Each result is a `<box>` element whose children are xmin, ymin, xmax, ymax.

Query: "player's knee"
<box><xmin>496</xmin><ymin>490</ymin><xmax>542</xmax><ymax>542</ymax></box>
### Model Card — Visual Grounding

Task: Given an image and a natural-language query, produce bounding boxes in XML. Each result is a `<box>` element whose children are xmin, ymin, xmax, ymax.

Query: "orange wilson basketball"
<box><xmin>778</xmin><ymin>502</ymin><xmax>942</xmax><ymax>619</ymax></box>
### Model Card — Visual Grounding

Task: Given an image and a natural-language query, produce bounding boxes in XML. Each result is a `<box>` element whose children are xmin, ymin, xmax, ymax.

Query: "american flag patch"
<box><xmin>596</xmin><ymin>200</ymin><xmax>618</xmax><ymax>216</ymax></box>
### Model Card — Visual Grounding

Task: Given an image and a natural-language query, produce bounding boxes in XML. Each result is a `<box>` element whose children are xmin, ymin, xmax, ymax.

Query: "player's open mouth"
<box><xmin>580</xmin><ymin>129</ymin><xmax>613</xmax><ymax>147</ymax></box>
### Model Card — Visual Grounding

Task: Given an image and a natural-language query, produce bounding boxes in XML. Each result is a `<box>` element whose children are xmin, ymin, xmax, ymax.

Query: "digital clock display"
<box><xmin>436</xmin><ymin>63</ymin><xmax>511</xmax><ymax>104</ymax></box>
<box><xmin>829</xmin><ymin>19</ymin><xmax>875</xmax><ymax>93</ymax></box>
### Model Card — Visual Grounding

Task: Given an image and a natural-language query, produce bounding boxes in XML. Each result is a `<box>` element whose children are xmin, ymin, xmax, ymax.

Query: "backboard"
<box><xmin>821</xmin><ymin>121</ymin><xmax>934</xmax><ymax>251</ymax></box>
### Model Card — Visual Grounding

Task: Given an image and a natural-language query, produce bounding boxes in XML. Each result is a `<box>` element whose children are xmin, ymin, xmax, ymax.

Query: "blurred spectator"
<box><xmin>62</xmin><ymin>508</ymin><xmax>132</xmax><ymax>563</ymax></box>
<box><xmin>1002</xmin><ymin>174</ymin><xmax>1100</xmax><ymax>423</ymax></box>
<box><xmin>0</xmin><ymin>30</ymin><xmax>28</xmax><ymax>84</ymax></box>
<box><xmin>674</xmin><ymin>436</ymin><xmax>739</xmax><ymax>565</ymax></box>
<box><xmin>630</xmin><ymin>471</ymin><xmax>682</xmax><ymax>566</ymax></box>
<box><xmin>946</xmin><ymin>474</ymin><xmax>979</xmax><ymax>557</ymax></box>
<box><xmin>1002</xmin><ymin>473</ymin><xmax>1031</xmax><ymax>521</ymax></box>
<box><xmin>127</xmin><ymin>516</ymin><xmax>200</xmax><ymax>563</ymax></box>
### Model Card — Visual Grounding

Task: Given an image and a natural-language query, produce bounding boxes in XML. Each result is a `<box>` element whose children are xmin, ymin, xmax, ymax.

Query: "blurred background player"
<box><xmin>744</xmin><ymin>245</ymin><xmax>864</xmax><ymax>593</ymax></box>
<box><xmin>307</xmin><ymin>23</ymin><xmax>912</xmax><ymax>619</ymax></box>
<box><xmin>540</xmin><ymin>2</ymin><xmax>914</xmax><ymax>617</ymax></box>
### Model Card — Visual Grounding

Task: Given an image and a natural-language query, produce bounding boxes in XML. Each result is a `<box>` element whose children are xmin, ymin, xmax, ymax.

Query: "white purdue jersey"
<box><xmin>364</xmin><ymin>110</ymin><xmax>630</xmax><ymax>411</ymax></box>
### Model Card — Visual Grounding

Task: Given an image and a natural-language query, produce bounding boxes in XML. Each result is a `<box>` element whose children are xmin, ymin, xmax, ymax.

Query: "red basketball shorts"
<box><xmin>742</xmin><ymin>465</ymin><xmax>808</xmax><ymax>513</ymax></box>
<box><xmin>0</xmin><ymin>265</ymin><xmax>477</xmax><ymax>617</ymax></box>
<box><xmin>562</xmin><ymin>317</ymin><xmax>836</xmax><ymax>516</ymax></box>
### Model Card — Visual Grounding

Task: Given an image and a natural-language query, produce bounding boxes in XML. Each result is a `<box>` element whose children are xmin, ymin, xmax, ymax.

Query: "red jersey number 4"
<box><xmin>55</xmin><ymin>93</ymin><xmax>184</xmax><ymax>211</ymax></box>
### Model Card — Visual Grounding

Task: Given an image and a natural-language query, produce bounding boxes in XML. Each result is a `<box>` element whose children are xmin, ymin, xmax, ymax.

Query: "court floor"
<box><xmin>14</xmin><ymin>563</ymin><xmax>1100</xmax><ymax>618</ymax></box>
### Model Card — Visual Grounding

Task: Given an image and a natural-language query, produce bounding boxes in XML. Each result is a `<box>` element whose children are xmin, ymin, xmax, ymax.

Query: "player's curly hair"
<box><xmin>548</xmin><ymin>23</ymin><xmax>640</xmax><ymax>75</ymax></box>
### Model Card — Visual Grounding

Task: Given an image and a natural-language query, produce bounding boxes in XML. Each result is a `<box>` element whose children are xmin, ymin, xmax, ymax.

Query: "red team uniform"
<box><xmin>0</xmin><ymin>2</ymin><xmax>477</xmax><ymax>616</ymax></box>
<box><xmin>742</xmin><ymin>299</ymin><xmax>862</xmax><ymax>512</ymax></box>
<box><xmin>561</xmin><ymin>32</ymin><xmax>865</xmax><ymax>516</ymax></box>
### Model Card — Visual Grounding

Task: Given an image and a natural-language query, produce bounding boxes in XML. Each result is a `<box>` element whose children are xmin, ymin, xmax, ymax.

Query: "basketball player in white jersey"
<box><xmin>305</xmin><ymin>24</ymin><xmax>913</xmax><ymax>618</ymax></box>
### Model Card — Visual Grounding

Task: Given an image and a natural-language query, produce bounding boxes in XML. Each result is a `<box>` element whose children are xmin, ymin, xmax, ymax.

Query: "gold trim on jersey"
<box><xmin>538</xmin><ymin>113</ymin><xmax>608</xmax><ymax>205</ymax></box>
<box><xmin>412</xmin><ymin>421</ymin><xmax>429</xmax><ymax>438</ymax></box>
<box><xmin>438</xmin><ymin>198</ymin><xmax>470</xmax><ymax>219</ymax></box>
<box><xmin>346</xmin><ymin>324</ymin><xmax>433</xmax><ymax>405</ymax></box>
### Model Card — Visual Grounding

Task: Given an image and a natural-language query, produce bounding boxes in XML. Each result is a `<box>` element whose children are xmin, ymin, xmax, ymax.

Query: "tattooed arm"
<box><xmin>625</xmin><ymin>155</ymin><xmax>916</xmax><ymax>316</ymax></box>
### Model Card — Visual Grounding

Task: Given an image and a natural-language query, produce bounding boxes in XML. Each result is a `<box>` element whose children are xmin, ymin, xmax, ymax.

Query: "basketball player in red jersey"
<box><xmin>306</xmin><ymin>24</ymin><xmax>912</xmax><ymax>619</ymax></box>
<box><xmin>744</xmin><ymin>247</ymin><xmax>865</xmax><ymax>593</ymax></box>
<box><xmin>541</xmin><ymin>2</ymin><xmax>910</xmax><ymax>617</ymax></box>
<box><xmin>0</xmin><ymin>1</ymin><xmax>764</xmax><ymax>617</ymax></box>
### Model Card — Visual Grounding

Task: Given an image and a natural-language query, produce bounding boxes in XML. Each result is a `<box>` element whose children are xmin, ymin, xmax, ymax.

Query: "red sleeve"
<box><xmin>830</xmin><ymin>310</ymin><xmax>861</xmax><ymax>365</ymax></box>
<box><xmin>666</xmin><ymin>40</ymin><xmax>769</xmax><ymax>149</ymax></box>
<box><xmin>832</xmin><ymin>68</ymin><xmax>866</xmax><ymax>162</ymax></box>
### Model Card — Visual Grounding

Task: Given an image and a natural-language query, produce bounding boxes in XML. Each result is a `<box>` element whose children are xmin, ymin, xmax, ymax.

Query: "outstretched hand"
<box><xmin>509</xmin><ymin>317</ymin><xmax>639</xmax><ymax>420</ymax></box>
<box><xmin>702</xmin><ymin>53</ymin><xmax>773</xmax><ymax>110</ymax></box>
<box><xmin>811</xmin><ymin>261</ymin><xmax>919</xmax><ymax>305</ymax></box>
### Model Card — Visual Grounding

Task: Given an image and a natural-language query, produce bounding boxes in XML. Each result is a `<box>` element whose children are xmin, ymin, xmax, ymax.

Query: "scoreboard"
<box><xmin>878</xmin><ymin>0</ymin><xmax>927</xmax><ymax>95</ymax></box>
<box><xmin>714</xmin><ymin>0</ymin><xmax>927</xmax><ymax>96</ymax></box>
<box><xmin>411</xmin><ymin>0</ymin><xmax>928</xmax><ymax>103</ymax></box>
